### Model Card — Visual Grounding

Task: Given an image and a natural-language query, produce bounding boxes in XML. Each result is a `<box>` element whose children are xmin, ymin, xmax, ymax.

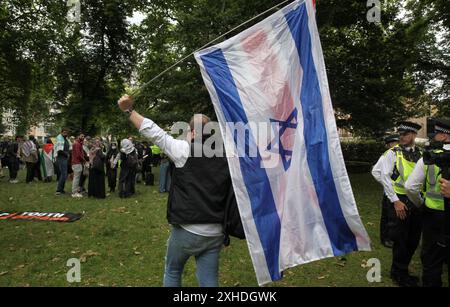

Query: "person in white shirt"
<box><xmin>378</xmin><ymin>121</ymin><xmax>423</xmax><ymax>287</ymax></box>
<box><xmin>405</xmin><ymin>118</ymin><xmax>450</xmax><ymax>287</ymax></box>
<box><xmin>117</xmin><ymin>95</ymin><xmax>232</xmax><ymax>287</ymax></box>
<box><xmin>371</xmin><ymin>134</ymin><xmax>399</xmax><ymax>248</ymax></box>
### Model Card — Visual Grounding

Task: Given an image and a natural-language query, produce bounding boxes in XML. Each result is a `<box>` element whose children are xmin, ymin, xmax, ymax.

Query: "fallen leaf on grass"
<box><xmin>112</xmin><ymin>207</ymin><xmax>128</xmax><ymax>213</ymax></box>
<box><xmin>80</xmin><ymin>250</ymin><xmax>100</xmax><ymax>263</ymax></box>
<box><xmin>336</xmin><ymin>257</ymin><xmax>347</xmax><ymax>267</ymax></box>
<box><xmin>0</xmin><ymin>271</ymin><xmax>9</xmax><ymax>276</ymax></box>
<box><xmin>361</xmin><ymin>259</ymin><xmax>368</xmax><ymax>268</ymax></box>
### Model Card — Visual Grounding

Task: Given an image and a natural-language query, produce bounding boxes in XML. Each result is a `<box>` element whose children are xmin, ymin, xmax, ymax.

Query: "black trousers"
<box><xmin>421</xmin><ymin>207</ymin><xmax>449</xmax><ymax>287</ymax></box>
<box><xmin>380</xmin><ymin>194</ymin><xmax>395</xmax><ymax>244</ymax></box>
<box><xmin>119</xmin><ymin>167</ymin><xmax>136</xmax><ymax>198</ymax></box>
<box><xmin>107</xmin><ymin>167</ymin><xmax>117</xmax><ymax>192</ymax></box>
<box><xmin>390</xmin><ymin>194</ymin><xmax>423</xmax><ymax>277</ymax></box>
<box><xmin>88</xmin><ymin>169</ymin><xmax>105</xmax><ymax>199</ymax></box>
<box><xmin>26</xmin><ymin>162</ymin><xmax>36</xmax><ymax>183</ymax></box>
<box><xmin>8</xmin><ymin>159</ymin><xmax>19</xmax><ymax>180</ymax></box>
<box><xmin>34</xmin><ymin>155</ymin><xmax>42</xmax><ymax>181</ymax></box>
<box><xmin>142</xmin><ymin>161</ymin><xmax>152</xmax><ymax>183</ymax></box>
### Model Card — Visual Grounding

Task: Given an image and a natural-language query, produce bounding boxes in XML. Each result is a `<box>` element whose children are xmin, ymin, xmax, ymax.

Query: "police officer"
<box><xmin>372</xmin><ymin>134</ymin><xmax>400</xmax><ymax>248</ymax></box>
<box><xmin>379</xmin><ymin>121</ymin><xmax>423</xmax><ymax>286</ymax></box>
<box><xmin>405</xmin><ymin>118</ymin><xmax>450</xmax><ymax>287</ymax></box>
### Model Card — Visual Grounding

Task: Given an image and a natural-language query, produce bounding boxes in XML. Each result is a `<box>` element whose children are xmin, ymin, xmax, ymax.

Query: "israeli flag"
<box><xmin>195</xmin><ymin>0</ymin><xmax>371</xmax><ymax>285</ymax></box>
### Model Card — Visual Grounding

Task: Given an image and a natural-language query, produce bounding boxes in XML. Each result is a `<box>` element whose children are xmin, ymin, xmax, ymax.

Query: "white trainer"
<box><xmin>71</xmin><ymin>193</ymin><xmax>83</xmax><ymax>198</ymax></box>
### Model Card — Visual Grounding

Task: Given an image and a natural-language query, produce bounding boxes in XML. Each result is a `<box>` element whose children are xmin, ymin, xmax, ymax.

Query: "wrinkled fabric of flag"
<box><xmin>195</xmin><ymin>0</ymin><xmax>371</xmax><ymax>286</ymax></box>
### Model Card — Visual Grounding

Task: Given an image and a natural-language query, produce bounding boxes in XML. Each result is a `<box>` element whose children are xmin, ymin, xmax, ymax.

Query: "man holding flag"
<box><xmin>119</xmin><ymin>0</ymin><xmax>370</xmax><ymax>286</ymax></box>
<box><xmin>118</xmin><ymin>95</ymin><xmax>232</xmax><ymax>287</ymax></box>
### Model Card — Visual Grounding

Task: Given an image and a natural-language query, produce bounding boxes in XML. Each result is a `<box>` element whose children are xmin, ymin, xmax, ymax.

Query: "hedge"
<box><xmin>340</xmin><ymin>140</ymin><xmax>386</xmax><ymax>173</ymax></box>
<box><xmin>340</xmin><ymin>140</ymin><xmax>386</xmax><ymax>164</ymax></box>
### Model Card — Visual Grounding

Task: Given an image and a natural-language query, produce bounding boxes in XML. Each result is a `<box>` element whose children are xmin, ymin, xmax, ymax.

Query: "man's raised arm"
<box><xmin>117</xmin><ymin>95</ymin><xmax>189</xmax><ymax>168</ymax></box>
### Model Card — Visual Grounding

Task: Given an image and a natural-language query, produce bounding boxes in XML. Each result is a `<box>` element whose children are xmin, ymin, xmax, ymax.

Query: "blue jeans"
<box><xmin>56</xmin><ymin>157</ymin><xmax>68</xmax><ymax>193</ymax></box>
<box><xmin>159</xmin><ymin>161</ymin><xmax>170</xmax><ymax>192</ymax></box>
<box><xmin>164</xmin><ymin>226</ymin><xmax>223</xmax><ymax>287</ymax></box>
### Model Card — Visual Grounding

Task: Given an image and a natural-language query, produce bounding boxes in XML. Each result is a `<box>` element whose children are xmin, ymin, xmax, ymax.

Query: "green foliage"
<box><xmin>0</xmin><ymin>0</ymin><xmax>146</xmax><ymax>136</ymax></box>
<box><xmin>133</xmin><ymin>0</ymin><xmax>440</xmax><ymax>136</ymax></box>
<box><xmin>132</xmin><ymin>0</ymin><xmax>287</xmax><ymax>126</ymax></box>
<box><xmin>53</xmin><ymin>0</ymin><xmax>139</xmax><ymax>136</ymax></box>
<box><xmin>317</xmin><ymin>0</ymin><xmax>431</xmax><ymax>136</ymax></box>
<box><xmin>1</xmin><ymin>0</ymin><xmax>448</xmax><ymax>137</ymax></box>
<box><xmin>406</xmin><ymin>0</ymin><xmax>450</xmax><ymax>118</ymax></box>
<box><xmin>341</xmin><ymin>140</ymin><xmax>387</xmax><ymax>164</ymax></box>
<box><xmin>0</xmin><ymin>0</ymin><xmax>67</xmax><ymax>134</ymax></box>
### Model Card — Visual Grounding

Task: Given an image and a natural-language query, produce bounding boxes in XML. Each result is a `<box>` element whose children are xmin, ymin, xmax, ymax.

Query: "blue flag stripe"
<box><xmin>285</xmin><ymin>4</ymin><xmax>357</xmax><ymax>255</ymax></box>
<box><xmin>201</xmin><ymin>50</ymin><xmax>282</xmax><ymax>281</ymax></box>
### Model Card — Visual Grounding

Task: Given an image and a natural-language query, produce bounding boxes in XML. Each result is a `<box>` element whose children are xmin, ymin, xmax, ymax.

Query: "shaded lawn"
<box><xmin>0</xmin><ymin>169</ymin><xmax>438</xmax><ymax>287</ymax></box>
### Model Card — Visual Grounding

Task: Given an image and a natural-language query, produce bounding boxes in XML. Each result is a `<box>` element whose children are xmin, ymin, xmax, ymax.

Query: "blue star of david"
<box><xmin>266</xmin><ymin>108</ymin><xmax>298</xmax><ymax>171</ymax></box>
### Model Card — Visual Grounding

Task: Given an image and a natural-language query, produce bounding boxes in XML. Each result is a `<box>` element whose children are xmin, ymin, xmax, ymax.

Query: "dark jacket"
<box><xmin>167</xmin><ymin>143</ymin><xmax>232</xmax><ymax>225</ymax></box>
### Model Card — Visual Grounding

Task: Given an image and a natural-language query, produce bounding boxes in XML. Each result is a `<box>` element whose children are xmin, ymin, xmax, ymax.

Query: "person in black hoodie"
<box><xmin>29</xmin><ymin>135</ymin><xmax>43</xmax><ymax>181</ymax></box>
<box><xmin>118</xmin><ymin>139</ymin><xmax>138</xmax><ymax>198</ymax></box>
<box><xmin>87</xmin><ymin>138</ymin><xmax>106</xmax><ymax>199</ymax></box>
<box><xmin>106</xmin><ymin>142</ymin><xmax>120</xmax><ymax>193</ymax></box>
<box><xmin>142</xmin><ymin>141</ymin><xmax>153</xmax><ymax>185</ymax></box>
<box><xmin>6</xmin><ymin>136</ymin><xmax>21</xmax><ymax>183</ymax></box>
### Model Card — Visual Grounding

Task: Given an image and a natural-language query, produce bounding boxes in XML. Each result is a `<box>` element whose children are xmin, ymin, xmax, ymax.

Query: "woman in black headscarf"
<box><xmin>88</xmin><ymin>138</ymin><xmax>106</xmax><ymax>199</ymax></box>
<box><xmin>106</xmin><ymin>142</ymin><xmax>120</xmax><ymax>193</ymax></box>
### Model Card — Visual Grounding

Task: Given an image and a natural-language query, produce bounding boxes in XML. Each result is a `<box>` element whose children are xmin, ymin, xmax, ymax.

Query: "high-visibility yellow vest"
<box><xmin>424</xmin><ymin>155</ymin><xmax>444</xmax><ymax>211</ymax></box>
<box><xmin>151</xmin><ymin>145</ymin><xmax>161</xmax><ymax>155</ymax></box>
<box><xmin>391</xmin><ymin>145</ymin><xmax>419</xmax><ymax>195</ymax></box>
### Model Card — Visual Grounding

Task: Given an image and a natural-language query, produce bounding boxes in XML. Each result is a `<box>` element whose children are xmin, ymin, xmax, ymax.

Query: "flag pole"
<box><xmin>130</xmin><ymin>0</ymin><xmax>293</xmax><ymax>98</ymax></box>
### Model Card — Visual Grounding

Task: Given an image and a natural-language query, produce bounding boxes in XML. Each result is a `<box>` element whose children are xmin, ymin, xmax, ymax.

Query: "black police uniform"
<box><xmin>421</xmin><ymin>118</ymin><xmax>450</xmax><ymax>287</ymax></box>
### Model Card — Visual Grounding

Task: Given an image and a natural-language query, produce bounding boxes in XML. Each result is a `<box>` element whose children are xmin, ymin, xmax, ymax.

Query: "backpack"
<box><xmin>126</xmin><ymin>152</ymin><xmax>138</xmax><ymax>169</ymax></box>
<box><xmin>223</xmin><ymin>185</ymin><xmax>245</xmax><ymax>246</ymax></box>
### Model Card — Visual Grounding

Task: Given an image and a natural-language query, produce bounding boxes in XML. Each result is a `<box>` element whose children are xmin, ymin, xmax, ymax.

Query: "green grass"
<box><xmin>0</xmin><ymin>169</ymin><xmax>440</xmax><ymax>287</ymax></box>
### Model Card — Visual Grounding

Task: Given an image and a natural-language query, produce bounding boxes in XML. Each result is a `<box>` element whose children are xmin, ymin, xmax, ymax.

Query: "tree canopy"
<box><xmin>1</xmin><ymin>0</ymin><xmax>448</xmax><ymax>137</ymax></box>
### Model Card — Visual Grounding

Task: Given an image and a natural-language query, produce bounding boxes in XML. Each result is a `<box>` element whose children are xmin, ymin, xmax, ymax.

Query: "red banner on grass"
<box><xmin>0</xmin><ymin>211</ymin><xmax>83</xmax><ymax>222</ymax></box>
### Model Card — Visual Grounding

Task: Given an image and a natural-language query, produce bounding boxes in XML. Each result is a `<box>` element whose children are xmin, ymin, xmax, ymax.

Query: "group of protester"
<box><xmin>0</xmin><ymin>130</ymin><xmax>173</xmax><ymax>199</ymax></box>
